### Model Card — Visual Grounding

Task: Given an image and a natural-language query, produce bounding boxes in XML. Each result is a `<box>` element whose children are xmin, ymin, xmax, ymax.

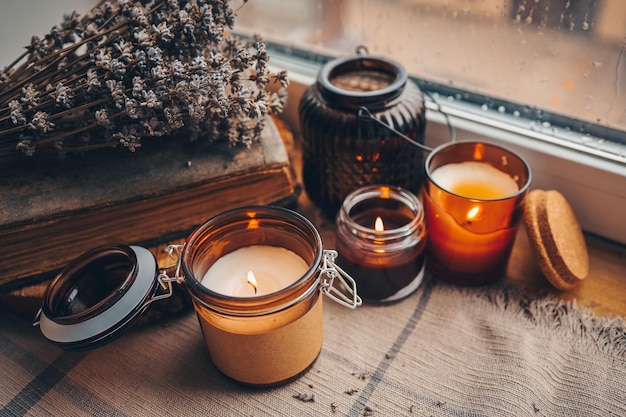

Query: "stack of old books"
<box><xmin>0</xmin><ymin>118</ymin><xmax>299</xmax><ymax>316</ymax></box>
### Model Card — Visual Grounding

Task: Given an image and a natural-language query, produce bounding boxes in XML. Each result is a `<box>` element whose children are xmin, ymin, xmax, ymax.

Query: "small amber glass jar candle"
<box><xmin>182</xmin><ymin>206</ymin><xmax>325</xmax><ymax>386</ymax></box>
<box><xmin>423</xmin><ymin>141</ymin><xmax>532</xmax><ymax>285</ymax></box>
<box><xmin>335</xmin><ymin>185</ymin><xmax>427</xmax><ymax>304</ymax></box>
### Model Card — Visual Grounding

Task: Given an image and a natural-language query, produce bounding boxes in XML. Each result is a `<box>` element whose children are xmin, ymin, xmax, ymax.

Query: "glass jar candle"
<box><xmin>36</xmin><ymin>206</ymin><xmax>360</xmax><ymax>387</ymax></box>
<box><xmin>423</xmin><ymin>141</ymin><xmax>532</xmax><ymax>285</ymax></box>
<box><xmin>299</xmin><ymin>53</ymin><xmax>426</xmax><ymax>219</ymax></box>
<box><xmin>335</xmin><ymin>185</ymin><xmax>427</xmax><ymax>304</ymax></box>
<box><xmin>182</xmin><ymin>206</ymin><xmax>325</xmax><ymax>386</ymax></box>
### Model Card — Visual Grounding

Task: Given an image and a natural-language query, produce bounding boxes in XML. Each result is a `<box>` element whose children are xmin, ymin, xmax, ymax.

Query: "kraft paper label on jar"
<box><xmin>197</xmin><ymin>297</ymin><xmax>324</xmax><ymax>385</ymax></box>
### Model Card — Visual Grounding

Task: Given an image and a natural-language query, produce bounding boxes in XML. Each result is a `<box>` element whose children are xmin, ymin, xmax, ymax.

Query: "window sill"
<box><xmin>272</xmin><ymin>55</ymin><xmax>626</xmax><ymax>245</ymax></box>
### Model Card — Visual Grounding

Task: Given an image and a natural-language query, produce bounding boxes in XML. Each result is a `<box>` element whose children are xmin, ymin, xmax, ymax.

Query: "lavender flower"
<box><xmin>30</xmin><ymin>111</ymin><xmax>54</xmax><ymax>133</ymax></box>
<box><xmin>0</xmin><ymin>0</ymin><xmax>288</xmax><ymax>157</ymax></box>
<box><xmin>52</xmin><ymin>84</ymin><xmax>74</xmax><ymax>108</ymax></box>
<box><xmin>9</xmin><ymin>100</ymin><xmax>27</xmax><ymax>125</ymax></box>
<box><xmin>95</xmin><ymin>109</ymin><xmax>113</xmax><ymax>129</ymax></box>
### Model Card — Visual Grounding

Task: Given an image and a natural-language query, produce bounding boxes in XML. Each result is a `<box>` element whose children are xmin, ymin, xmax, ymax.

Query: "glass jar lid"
<box><xmin>37</xmin><ymin>244</ymin><xmax>158</xmax><ymax>351</ymax></box>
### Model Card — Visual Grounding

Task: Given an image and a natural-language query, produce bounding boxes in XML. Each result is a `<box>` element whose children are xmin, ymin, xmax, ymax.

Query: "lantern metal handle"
<box><xmin>320</xmin><ymin>250</ymin><xmax>362</xmax><ymax>309</ymax></box>
<box><xmin>357</xmin><ymin>106</ymin><xmax>433</xmax><ymax>153</ymax></box>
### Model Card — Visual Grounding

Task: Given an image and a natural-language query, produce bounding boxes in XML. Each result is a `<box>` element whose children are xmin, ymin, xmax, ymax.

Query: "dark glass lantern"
<box><xmin>299</xmin><ymin>52</ymin><xmax>427</xmax><ymax>219</ymax></box>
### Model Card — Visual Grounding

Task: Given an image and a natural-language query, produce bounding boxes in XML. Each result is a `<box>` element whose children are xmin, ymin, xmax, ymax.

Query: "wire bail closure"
<box><xmin>158</xmin><ymin>246</ymin><xmax>361</xmax><ymax>309</ymax></box>
<box><xmin>151</xmin><ymin>244</ymin><xmax>185</xmax><ymax>302</ymax></box>
<box><xmin>320</xmin><ymin>250</ymin><xmax>362</xmax><ymax>309</ymax></box>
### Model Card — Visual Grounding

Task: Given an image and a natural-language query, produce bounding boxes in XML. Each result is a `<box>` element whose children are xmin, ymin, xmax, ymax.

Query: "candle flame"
<box><xmin>374</xmin><ymin>216</ymin><xmax>385</xmax><ymax>232</ymax></box>
<box><xmin>473</xmin><ymin>143</ymin><xmax>485</xmax><ymax>160</ymax></box>
<box><xmin>467</xmin><ymin>205</ymin><xmax>481</xmax><ymax>221</ymax></box>
<box><xmin>247</xmin><ymin>271</ymin><xmax>258</xmax><ymax>294</ymax></box>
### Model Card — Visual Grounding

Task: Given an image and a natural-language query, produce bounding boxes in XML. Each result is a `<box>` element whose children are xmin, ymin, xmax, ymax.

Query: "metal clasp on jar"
<box><xmin>156</xmin><ymin>246</ymin><xmax>361</xmax><ymax>310</ymax></box>
<box><xmin>150</xmin><ymin>243</ymin><xmax>186</xmax><ymax>302</ymax></box>
<box><xmin>319</xmin><ymin>250</ymin><xmax>362</xmax><ymax>309</ymax></box>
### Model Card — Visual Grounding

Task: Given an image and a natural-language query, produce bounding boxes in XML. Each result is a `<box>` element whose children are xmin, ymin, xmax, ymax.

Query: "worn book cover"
<box><xmin>0</xmin><ymin>118</ymin><xmax>298</xmax><ymax>291</ymax></box>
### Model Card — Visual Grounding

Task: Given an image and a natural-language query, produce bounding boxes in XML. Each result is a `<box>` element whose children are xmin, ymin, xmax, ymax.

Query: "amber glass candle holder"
<box><xmin>335</xmin><ymin>185</ymin><xmax>427</xmax><ymax>303</ymax></box>
<box><xmin>182</xmin><ymin>206</ymin><xmax>325</xmax><ymax>386</ymax></box>
<box><xmin>423</xmin><ymin>141</ymin><xmax>532</xmax><ymax>285</ymax></box>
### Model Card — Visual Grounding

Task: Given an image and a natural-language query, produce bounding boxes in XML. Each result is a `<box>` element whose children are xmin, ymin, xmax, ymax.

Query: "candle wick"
<box><xmin>246</xmin><ymin>270</ymin><xmax>258</xmax><ymax>295</ymax></box>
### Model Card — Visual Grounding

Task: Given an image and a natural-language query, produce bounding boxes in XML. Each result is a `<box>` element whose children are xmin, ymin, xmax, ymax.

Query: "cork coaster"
<box><xmin>524</xmin><ymin>189</ymin><xmax>589</xmax><ymax>290</ymax></box>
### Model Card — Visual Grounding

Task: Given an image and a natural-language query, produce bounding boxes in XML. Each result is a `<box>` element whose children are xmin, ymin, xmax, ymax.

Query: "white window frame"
<box><xmin>270</xmin><ymin>49</ymin><xmax>626</xmax><ymax>245</ymax></box>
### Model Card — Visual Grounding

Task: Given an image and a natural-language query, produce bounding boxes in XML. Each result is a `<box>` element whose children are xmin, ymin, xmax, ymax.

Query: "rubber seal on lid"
<box><xmin>38</xmin><ymin>245</ymin><xmax>158</xmax><ymax>350</ymax></box>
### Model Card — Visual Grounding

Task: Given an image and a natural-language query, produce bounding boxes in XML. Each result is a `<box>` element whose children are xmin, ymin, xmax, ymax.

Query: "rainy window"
<box><xmin>233</xmin><ymin>0</ymin><xmax>626</xmax><ymax>142</ymax></box>
<box><xmin>0</xmin><ymin>1</ymin><xmax>622</xmax><ymax>146</ymax></box>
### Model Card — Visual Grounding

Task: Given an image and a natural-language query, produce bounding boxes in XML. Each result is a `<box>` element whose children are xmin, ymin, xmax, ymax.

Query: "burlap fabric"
<box><xmin>2</xmin><ymin>276</ymin><xmax>625</xmax><ymax>416</ymax></box>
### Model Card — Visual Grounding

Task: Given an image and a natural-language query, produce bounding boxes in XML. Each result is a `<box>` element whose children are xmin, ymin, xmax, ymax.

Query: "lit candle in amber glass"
<box><xmin>200</xmin><ymin>245</ymin><xmax>308</xmax><ymax>297</ymax></box>
<box><xmin>182</xmin><ymin>207</ymin><xmax>325</xmax><ymax>386</ymax></box>
<box><xmin>423</xmin><ymin>142</ymin><xmax>531</xmax><ymax>285</ymax></box>
<box><xmin>335</xmin><ymin>185</ymin><xmax>427</xmax><ymax>303</ymax></box>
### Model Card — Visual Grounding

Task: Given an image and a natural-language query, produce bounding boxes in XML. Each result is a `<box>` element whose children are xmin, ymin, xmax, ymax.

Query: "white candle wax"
<box><xmin>201</xmin><ymin>245</ymin><xmax>309</xmax><ymax>297</ymax></box>
<box><xmin>431</xmin><ymin>161</ymin><xmax>519</xmax><ymax>199</ymax></box>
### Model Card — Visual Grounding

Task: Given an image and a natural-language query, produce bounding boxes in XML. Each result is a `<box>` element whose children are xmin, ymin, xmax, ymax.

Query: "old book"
<box><xmin>0</xmin><ymin>118</ymin><xmax>299</xmax><ymax>291</ymax></box>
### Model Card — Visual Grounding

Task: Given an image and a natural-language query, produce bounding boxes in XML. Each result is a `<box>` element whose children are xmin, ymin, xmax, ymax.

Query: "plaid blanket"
<box><xmin>2</xmin><ymin>276</ymin><xmax>625</xmax><ymax>416</ymax></box>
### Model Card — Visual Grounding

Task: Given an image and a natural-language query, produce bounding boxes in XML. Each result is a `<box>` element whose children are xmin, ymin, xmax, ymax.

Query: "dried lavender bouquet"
<box><xmin>0</xmin><ymin>0</ymin><xmax>288</xmax><ymax>158</ymax></box>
